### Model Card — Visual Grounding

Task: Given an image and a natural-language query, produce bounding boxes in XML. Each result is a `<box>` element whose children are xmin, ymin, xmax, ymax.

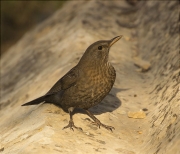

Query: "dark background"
<box><xmin>1</xmin><ymin>1</ymin><xmax>67</xmax><ymax>55</ymax></box>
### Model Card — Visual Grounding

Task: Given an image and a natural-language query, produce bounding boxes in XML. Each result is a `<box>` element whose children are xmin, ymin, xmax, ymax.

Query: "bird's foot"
<box><xmin>62</xmin><ymin>119</ymin><xmax>82</xmax><ymax>131</ymax></box>
<box><xmin>91</xmin><ymin>120</ymin><xmax>115</xmax><ymax>132</ymax></box>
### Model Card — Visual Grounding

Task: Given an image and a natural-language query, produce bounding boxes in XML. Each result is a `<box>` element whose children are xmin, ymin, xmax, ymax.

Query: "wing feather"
<box><xmin>46</xmin><ymin>66</ymin><xmax>79</xmax><ymax>95</ymax></box>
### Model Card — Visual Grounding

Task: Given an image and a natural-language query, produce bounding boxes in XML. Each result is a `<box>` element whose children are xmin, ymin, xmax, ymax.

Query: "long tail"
<box><xmin>21</xmin><ymin>95</ymin><xmax>47</xmax><ymax>106</ymax></box>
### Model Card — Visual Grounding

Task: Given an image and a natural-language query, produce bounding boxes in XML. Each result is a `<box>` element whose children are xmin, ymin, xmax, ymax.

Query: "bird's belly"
<box><xmin>61</xmin><ymin>73</ymin><xmax>115</xmax><ymax>109</ymax></box>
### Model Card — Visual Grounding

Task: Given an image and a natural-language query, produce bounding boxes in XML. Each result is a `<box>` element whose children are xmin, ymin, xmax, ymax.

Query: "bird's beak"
<box><xmin>109</xmin><ymin>35</ymin><xmax>123</xmax><ymax>47</ymax></box>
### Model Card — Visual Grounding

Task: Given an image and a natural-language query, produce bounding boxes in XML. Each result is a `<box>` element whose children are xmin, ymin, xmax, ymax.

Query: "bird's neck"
<box><xmin>78</xmin><ymin>59</ymin><xmax>112</xmax><ymax>74</ymax></box>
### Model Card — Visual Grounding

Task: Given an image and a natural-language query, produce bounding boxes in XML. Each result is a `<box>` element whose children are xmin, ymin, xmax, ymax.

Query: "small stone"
<box><xmin>128</xmin><ymin>111</ymin><xmax>146</xmax><ymax>119</ymax></box>
<box><xmin>142</xmin><ymin>108</ymin><xmax>148</xmax><ymax>111</ymax></box>
<box><xmin>0</xmin><ymin>147</ymin><xmax>4</xmax><ymax>152</ymax></box>
<box><xmin>137</xmin><ymin>131</ymin><xmax>143</xmax><ymax>134</ymax></box>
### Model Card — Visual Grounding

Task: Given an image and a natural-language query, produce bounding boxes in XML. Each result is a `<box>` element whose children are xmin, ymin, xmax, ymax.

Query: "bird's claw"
<box><xmin>86</xmin><ymin>118</ymin><xmax>115</xmax><ymax>131</ymax></box>
<box><xmin>91</xmin><ymin>121</ymin><xmax>100</xmax><ymax>128</ymax></box>
<box><xmin>62</xmin><ymin>120</ymin><xmax>82</xmax><ymax>131</ymax></box>
<box><xmin>99</xmin><ymin>123</ymin><xmax>115</xmax><ymax>132</ymax></box>
<box><xmin>104</xmin><ymin>125</ymin><xmax>115</xmax><ymax>132</ymax></box>
<box><xmin>91</xmin><ymin>121</ymin><xmax>115</xmax><ymax>132</ymax></box>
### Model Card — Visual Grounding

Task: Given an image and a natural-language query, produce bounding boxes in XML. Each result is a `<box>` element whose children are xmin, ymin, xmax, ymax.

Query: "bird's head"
<box><xmin>79</xmin><ymin>36</ymin><xmax>122</xmax><ymax>66</ymax></box>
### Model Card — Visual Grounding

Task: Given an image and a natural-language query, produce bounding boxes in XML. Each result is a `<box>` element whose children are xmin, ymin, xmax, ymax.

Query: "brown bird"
<box><xmin>22</xmin><ymin>36</ymin><xmax>122</xmax><ymax>131</ymax></box>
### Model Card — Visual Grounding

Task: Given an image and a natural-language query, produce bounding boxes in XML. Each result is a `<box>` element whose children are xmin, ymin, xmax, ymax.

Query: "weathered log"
<box><xmin>1</xmin><ymin>1</ymin><xmax>179</xmax><ymax>154</ymax></box>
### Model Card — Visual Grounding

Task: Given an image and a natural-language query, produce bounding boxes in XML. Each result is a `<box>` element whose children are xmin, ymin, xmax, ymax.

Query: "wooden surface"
<box><xmin>1</xmin><ymin>1</ymin><xmax>179</xmax><ymax>154</ymax></box>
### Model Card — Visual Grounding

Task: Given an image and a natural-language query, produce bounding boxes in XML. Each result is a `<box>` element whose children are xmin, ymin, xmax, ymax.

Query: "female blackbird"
<box><xmin>22</xmin><ymin>36</ymin><xmax>122</xmax><ymax>131</ymax></box>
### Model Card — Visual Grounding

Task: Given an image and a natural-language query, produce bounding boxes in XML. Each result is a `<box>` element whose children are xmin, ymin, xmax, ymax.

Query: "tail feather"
<box><xmin>21</xmin><ymin>95</ymin><xmax>46</xmax><ymax>106</ymax></box>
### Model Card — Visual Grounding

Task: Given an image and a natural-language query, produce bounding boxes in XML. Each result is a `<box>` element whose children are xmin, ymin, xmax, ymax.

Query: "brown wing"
<box><xmin>46</xmin><ymin>66</ymin><xmax>79</xmax><ymax>95</ymax></box>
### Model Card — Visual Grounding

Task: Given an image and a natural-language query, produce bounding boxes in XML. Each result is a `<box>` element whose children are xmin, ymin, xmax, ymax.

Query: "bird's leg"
<box><xmin>85</xmin><ymin>110</ymin><xmax>115</xmax><ymax>132</ymax></box>
<box><xmin>63</xmin><ymin>107</ymin><xmax>82</xmax><ymax>131</ymax></box>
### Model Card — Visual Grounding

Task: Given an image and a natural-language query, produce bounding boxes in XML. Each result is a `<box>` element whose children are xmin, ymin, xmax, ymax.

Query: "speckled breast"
<box><xmin>61</xmin><ymin>64</ymin><xmax>116</xmax><ymax>110</ymax></box>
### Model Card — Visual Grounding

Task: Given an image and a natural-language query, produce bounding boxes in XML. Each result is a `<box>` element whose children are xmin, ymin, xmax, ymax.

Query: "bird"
<box><xmin>22</xmin><ymin>36</ymin><xmax>122</xmax><ymax>131</ymax></box>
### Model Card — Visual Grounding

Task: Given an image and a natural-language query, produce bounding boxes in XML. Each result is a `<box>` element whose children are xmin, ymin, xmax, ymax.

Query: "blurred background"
<box><xmin>1</xmin><ymin>1</ymin><xmax>67</xmax><ymax>55</ymax></box>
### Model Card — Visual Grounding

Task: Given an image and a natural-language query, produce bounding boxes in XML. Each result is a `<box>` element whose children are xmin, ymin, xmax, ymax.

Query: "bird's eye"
<box><xmin>98</xmin><ymin>46</ymin><xmax>102</xmax><ymax>50</ymax></box>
